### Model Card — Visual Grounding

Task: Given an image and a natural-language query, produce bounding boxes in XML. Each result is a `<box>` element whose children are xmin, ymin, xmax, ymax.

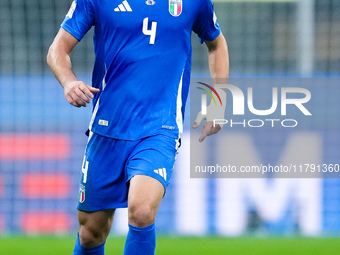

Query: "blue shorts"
<box><xmin>77</xmin><ymin>132</ymin><xmax>178</xmax><ymax>211</ymax></box>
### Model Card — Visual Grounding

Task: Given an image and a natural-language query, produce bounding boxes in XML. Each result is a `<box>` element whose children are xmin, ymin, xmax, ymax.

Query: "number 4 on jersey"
<box><xmin>81</xmin><ymin>155</ymin><xmax>89</xmax><ymax>183</ymax></box>
<box><xmin>143</xmin><ymin>17</ymin><xmax>157</xmax><ymax>44</ymax></box>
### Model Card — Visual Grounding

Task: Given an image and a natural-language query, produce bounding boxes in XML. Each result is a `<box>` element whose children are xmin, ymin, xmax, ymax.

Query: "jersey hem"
<box><xmin>89</xmin><ymin>127</ymin><xmax>180</xmax><ymax>141</ymax></box>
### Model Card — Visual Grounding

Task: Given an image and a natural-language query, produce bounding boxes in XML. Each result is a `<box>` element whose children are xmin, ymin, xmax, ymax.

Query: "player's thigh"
<box><xmin>79</xmin><ymin>132</ymin><xmax>138</xmax><ymax>211</ymax></box>
<box><xmin>126</xmin><ymin>134</ymin><xmax>178</xmax><ymax>225</ymax></box>
<box><xmin>128</xmin><ymin>175</ymin><xmax>164</xmax><ymax>218</ymax></box>
<box><xmin>78</xmin><ymin>209</ymin><xmax>115</xmax><ymax>236</ymax></box>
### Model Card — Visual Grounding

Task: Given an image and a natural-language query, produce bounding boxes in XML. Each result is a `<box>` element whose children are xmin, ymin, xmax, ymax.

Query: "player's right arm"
<box><xmin>47</xmin><ymin>28</ymin><xmax>99</xmax><ymax>107</ymax></box>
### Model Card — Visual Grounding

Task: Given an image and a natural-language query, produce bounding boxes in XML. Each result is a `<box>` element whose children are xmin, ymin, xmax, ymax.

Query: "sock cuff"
<box><xmin>128</xmin><ymin>223</ymin><xmax>155</xmax><ymax>232</ymax></box>
<box><xmin>82</xmin><ymin>241</ymin><xmax>106</xmax><ymax>253</ymax></box>
<box><xmin>123</xmin><ymin>223</ymin><xmax>156</xmax><ymax>255</ymax></box>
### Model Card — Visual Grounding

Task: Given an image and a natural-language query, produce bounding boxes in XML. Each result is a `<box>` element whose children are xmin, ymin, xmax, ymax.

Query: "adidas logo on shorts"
<box><xmin>154</xmin><ymin>168</ymin><xmax>167</xmax><ymax>181</ymax></box>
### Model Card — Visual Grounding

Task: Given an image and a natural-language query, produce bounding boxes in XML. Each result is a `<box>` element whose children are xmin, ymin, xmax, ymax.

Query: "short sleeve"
<box><xmin>192</xmin><ymin>0</ymin><xmax>221</xmax><ymax>44</ymax></box>
<box><xmin>61</xmin><ymin>0</ymin><xmax>95</xmax><ymax>41</ymax></box>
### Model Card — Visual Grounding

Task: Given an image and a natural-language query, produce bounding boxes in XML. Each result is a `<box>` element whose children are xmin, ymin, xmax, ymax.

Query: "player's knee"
<box><xmin>79</xmin><ymin>224</ymin><xmax>107</xmax><ymax>248</ymax></box>
<box><xmin>79</xmin><ymin>227</ymin><xmax>98</xmax><ymax>248</ymax></box>
<box><xmin>78</xmin><ymin>216</ymin><xmax>110</xmax><ymax>248</ymax></box>
<box><xmin>77</xmin><ymin>210</ymin><xmax>113</xmax><ymax>248</ymax></box>
<box><xmin>128</xmin><ymin>204</ymin><xmax>156</xmax><ymax>227</ymax></box>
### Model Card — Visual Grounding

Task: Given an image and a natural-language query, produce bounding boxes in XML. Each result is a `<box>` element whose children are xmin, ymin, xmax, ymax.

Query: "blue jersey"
<box><xmin>62</xmin><ymin>0</ymin><xmax>220</xmax><ymax>140</ymax></box>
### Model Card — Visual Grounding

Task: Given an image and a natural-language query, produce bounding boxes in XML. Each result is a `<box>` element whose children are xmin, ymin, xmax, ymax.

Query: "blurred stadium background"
<box><xmin>0</xmin><ymin>0</ymin><xmax>340</xmax><ymax>251</ymax></box>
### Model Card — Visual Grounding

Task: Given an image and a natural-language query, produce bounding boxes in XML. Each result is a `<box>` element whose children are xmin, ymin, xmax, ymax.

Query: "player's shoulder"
<box><xmin>72</xmin><ymin>0</ymin><xmax>95</xmax><ymax>8</ymax></box>
<box><xmin>73</xmin><ymin>0</ymin><xmax>93</xmax><ymax>4</ymax></box>
<box><xmin>196</xmin><ymin>0</ymin><xmax>215</xmax><ymax>11</ymax></box>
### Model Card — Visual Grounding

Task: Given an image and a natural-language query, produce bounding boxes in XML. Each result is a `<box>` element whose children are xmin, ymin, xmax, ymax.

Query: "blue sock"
<box><xmin>73</xmin><ymin>233</ymin><xmax>105</xmax><ymax>255</ymax></box>
<box><xmin>123</xmin><ymin>223</ymin><xmax>156</xmax><ymax>255</ymax></box>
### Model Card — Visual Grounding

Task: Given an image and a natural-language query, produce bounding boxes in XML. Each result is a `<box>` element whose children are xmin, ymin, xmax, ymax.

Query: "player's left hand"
<box><xmin>193</xmin><ymin>120</ymin><xmax>221</xmax><ymax>142</ymax></box>
<box><xmin>192</xmin><ymin>87</ymin><xmax>226</xmax><ymax>142</ymax></box>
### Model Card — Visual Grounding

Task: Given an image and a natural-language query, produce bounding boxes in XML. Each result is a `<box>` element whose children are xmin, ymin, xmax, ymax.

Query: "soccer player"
<box><xmin>47</xmin><ymin>0</ymin><xmax>229</xmax><ymax>254</ymax></box>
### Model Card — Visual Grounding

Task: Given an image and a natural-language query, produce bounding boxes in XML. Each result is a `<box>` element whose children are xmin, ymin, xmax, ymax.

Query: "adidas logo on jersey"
<box><xmin>114</xmin><ymin>0</ymin><xmax>133</xmax><ymax>12</ymax></box>
<box><xmin>154</xmin><ymin>168</ymin><xmax>167</xmax><ymax>181</ymax></box>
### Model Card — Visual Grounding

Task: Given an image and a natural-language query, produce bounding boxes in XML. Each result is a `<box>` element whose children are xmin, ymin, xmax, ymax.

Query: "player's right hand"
<box><xmin>63</xmin><ymin>81</ymin><xmax>100</xmax><ymax>107</ymax></box>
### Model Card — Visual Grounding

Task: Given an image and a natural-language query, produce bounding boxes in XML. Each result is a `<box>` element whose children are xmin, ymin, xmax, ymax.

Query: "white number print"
<box><xmin>142</xmin><ymin>17</ymin><xmax>157</xmax><ymax>45</ymax></box>
<box><xmin>81</xmin><ymin>155</ymin><xmax>89</xmax><ymax>183</ymax></box>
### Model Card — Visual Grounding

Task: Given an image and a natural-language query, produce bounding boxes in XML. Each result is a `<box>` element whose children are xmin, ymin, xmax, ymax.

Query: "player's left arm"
<box><xmin>206</xmin><ymin>32</ymin><xmax>229</xmax><ymax>81</ymax></box>
<box><xmin>193</xmin><ymin>32</ymin><xmax>229</xmax><ymax>142</ymax></box>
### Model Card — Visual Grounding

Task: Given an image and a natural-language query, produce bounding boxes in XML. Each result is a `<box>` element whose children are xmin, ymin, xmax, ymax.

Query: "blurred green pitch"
<box><xmin>1</xmin><ymin>236</ymin><xmax>339</xmax><ymax>255</ymax></box>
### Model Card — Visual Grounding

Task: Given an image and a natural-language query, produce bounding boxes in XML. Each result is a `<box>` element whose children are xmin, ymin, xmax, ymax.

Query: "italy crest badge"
<box><xmin>169</xmin><ymin>0</ymin><xmax>182</xmax><ymax>17</ymax></box>
<box><xmin>79</xmin><ymin>184</ymin><xmax>85</xmax><ymax>203</ymax></box>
